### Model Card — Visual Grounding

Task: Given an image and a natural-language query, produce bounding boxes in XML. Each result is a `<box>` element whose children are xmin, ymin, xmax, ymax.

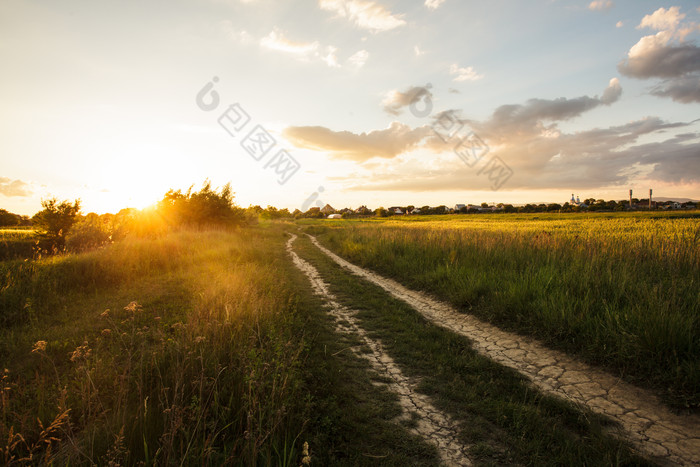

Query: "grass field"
<box><xmin>0</xmin><ymin>229</ymin><xmax>37</xmax><ymax>261</ymax></box>
<box><xmin>0</xmin><ymin>226</ymin><xmax>313</xmax><ymax>464</ymax></box>
<box><xmin>291</xmin><ymin>232</ymin><xmax>649</xmax><ymax>466</ymax></box>
<box><xmin>1</xmin><ymin>213</ymin><xmax>696</xmax><ymax>464</ymax></box>
<box><xmin>301</xmin><ymin>212</ymin><xmax>700</xmax><ymax>411</ymax></box>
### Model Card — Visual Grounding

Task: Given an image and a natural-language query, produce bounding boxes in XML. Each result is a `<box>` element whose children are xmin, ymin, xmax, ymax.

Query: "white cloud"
<box><xmin>260</xmin><ymin>29</ymin><xmax>319</xmax><ymax>55</ymax></box>
<box><xmin>0</xmin><ymin>178</ymin><xmax>32</xmax><ymax>197</ymax></box>
<box><xmin>638</xmin><ymin>6</ymin><xmax>685</xmax><ymax>31</ymax></box>
<box><xmin>382</xmin><ymin>85</ymin><xmax>432</xmax><ymax>115</ymax></box>
<box><xmin>449</xmin><ymin>63</ymin><xmax>483</xmax><ymax>82</ymax></box>
<box><xmin>319</xmin><ymin>0</ymin><xmax>406</xmax><ymax>33</ymax></box>
<box><xmin>619</xmin><ymin>6</ymin><xmax>700</xmax><ymax>103</ymax></box>
<box><xmin>284</xmin><ymin>122</ymin><xmax>433</xmax><ymax>162</ymax></box>
<box><xmin>347</xmin><ymin>49</ymin><xmax>369</xmax><ymax>68</ymax></box>
<box><xmin>414</xmin><ymin>45</ymin><xmax>425</xmax><ymax>56</ymax></box>
<box><xmin>322</xmin><ymin>46</ymin><xmax>340</xmax><ymax>67</ymax></box>
<box><xmin>260</xmin><ymin>29</ymin><xmax>351</xmax><ymax>69</ymax></box>
<box><xmin>588</xmin><ymin>1</ymin><xmax>613</xmax><ymax>11</ymax></box>
<box><xmin>616</xmin><ymin>21</ymin><xmax>624</xmax><ymax>28</ymax></box>
<box><xmin>424</xmin><ymin>0</ymin><xmax>447</xmax><ymax>10</ymax></box>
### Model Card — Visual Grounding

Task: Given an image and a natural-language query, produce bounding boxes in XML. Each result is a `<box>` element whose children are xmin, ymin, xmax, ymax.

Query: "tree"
<box><xmin>32</xmin><ymin>198</ymin><xmax>81</xmax><ymax>245</ymax></box>
<box><xmin>375</xmin><ymin>207</ymin><xmax>388</xmax><ymax>217</ymax></box>
<box><xmin>0</xmin><ymin>209</ymin><xmax>22</xmax><ymax>226</ymax></box>
<box><xmin>157</xmin><ymin>181</ymin><xmax>245</xmax><ymax>227</ymax></box>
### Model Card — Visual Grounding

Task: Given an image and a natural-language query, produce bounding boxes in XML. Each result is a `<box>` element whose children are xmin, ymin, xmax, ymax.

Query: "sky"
<box><xmin>1</xmin><ymin>0</ymin><xmax>699</xmax><ymax>215</ymax></box>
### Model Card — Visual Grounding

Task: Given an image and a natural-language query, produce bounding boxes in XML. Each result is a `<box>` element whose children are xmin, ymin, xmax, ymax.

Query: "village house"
<box><xmin>320</xmin><ymin>204</ymin><xmax>335</xmax><ymax>215</ymax></box>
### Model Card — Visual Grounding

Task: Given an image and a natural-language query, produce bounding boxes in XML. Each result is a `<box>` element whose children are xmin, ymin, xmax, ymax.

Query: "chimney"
<box><xmin>629</xmin><ymin>189</ymin><xmax>632</xmax><ymax>209</ymax></box>
<box><xmin>649</xmin><ymin>189</ymin><xmax>653</xmax><ymax>210</ymax></box>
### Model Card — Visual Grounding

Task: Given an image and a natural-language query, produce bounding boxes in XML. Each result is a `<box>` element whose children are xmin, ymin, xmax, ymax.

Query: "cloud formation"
<box><xmin>319</xmin><ymin>0</ymin><xmax>405</xmax><ymax>33</ymax></box>
<box><xmin>468</xmin><ymin>78</ymin><xmax>622</xmax><ymax>143</ymax></box>
<box><xmin>342</xmin><ymin>117</ymin><xmax>697</xmax><ymax>192</ymax></box>
<box><xmin>382</xmin><ymin>85</ymin><xmax>432</xmax><ymax>115</ymax></box>
<box><xmin>650</xmin><ymin>75</ymin><xmax>700</xmax><ymax>103</ymax></box>
<box><xmin>260</xmin><ymin>29</ymin><xmax>319</xmax><ymax>55</ymax></box>
<box><xmin>588</xmin><ymin>1</ymin><xmax>613</xmax><ymax>11</ymax></box>
<box><xmin>0</xmin><ymin>178</ymin><xmax>32</xmax><ymax>197</ymax></box>
<box><xmin>283</xmin><ymin>122</ymin><xmax>433</xmax><ymax>161</ymax></box>
<box><xmin>285</xmin><ymin>80</ymin><xmax>699</xmax><ymax>192</ymax></box>
<box><xmin>618</xmin><ymin>6</ymin><xmax>700</xmax><ymax>103</ymax></box>
<box><xmin>424</xmin><ymin>0</ymin><xmax>447</xmax><ymax>10</ymax></box>
<box><xmin>347</xmin><ymin>49</ymin><xmax>369</xmax><ymax>69</ymax></box>
<box><xmin>449</xmin><ymin>64</ymin><xmax>483</xmax><ymax>82</ymax></box>
<box><xmin>260</xmin><ymin>28</ymin><xmax>364</xmax><ymax>69</ymax></box>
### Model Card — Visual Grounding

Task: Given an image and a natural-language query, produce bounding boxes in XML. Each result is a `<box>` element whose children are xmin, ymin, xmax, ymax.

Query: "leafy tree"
<box><xmin>375</xmin><ymin>207</ymin><xmax>388</xmax><ymax>217</ymax></box>
<box><xmin>32</xmin><ymin>198</ymin><xmax>81</xmax><ymax>245</ymax></box>
<box><xmin>0</xmin><ymin>209</ymin><xmax>22</xmax><ymax>226</ymax></box>
<box><xmin>303</xmin><ymin>207</ymin><xmax>324</xmax><ymax>219</ymax></box>
<box><xmin>157</xmin><ymin>181</ymin><xmax>245</xmax><ymax>227</ymax></box>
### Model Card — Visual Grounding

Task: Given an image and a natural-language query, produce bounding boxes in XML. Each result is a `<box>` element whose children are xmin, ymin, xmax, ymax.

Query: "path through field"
<box><xmin>306</xmin><ymin>234</ymin><xmax>700</xmax><ymax>466</ymax></box>
<box><xmin>287</xmin><ymin>234</ymin><xmax>471</xmax><ymax>466</ymax></box>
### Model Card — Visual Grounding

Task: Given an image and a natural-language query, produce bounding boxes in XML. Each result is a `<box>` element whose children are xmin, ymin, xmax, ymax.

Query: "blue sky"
<box><xmin>1</xmin><ymin>0</ymin><xmax>699</xmax><ymax>214</ymax></box>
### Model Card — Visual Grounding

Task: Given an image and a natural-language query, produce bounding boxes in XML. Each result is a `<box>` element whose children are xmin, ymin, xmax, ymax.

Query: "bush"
<box><xmin>65</xmin><ymin>213</ymin><xmax>111</xmax><ymax>251</ymax></box>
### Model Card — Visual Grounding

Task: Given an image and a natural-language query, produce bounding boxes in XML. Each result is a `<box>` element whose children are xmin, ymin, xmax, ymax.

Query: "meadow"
<box><xmin>1</xmin><ymin>210</ymin><xmax>696</xmax><ymax>465</ymax></box>
<box><xmin>0</xmin><ymin>226</ymin><xmax>310</xmax><ymax>464</ymax></box>
<box><xmin>301</xmin><ymin>211</ymin><xmax>700</xmax><ymax>411</ymax></box>
<box><xmin>0</xmin><ymin>229</ymin><xmax>37</xmax><ymax>261</ymax></box>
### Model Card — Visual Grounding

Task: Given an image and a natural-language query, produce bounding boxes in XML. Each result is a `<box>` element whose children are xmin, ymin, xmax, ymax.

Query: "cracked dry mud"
<box><xmin>287</xmin><ymin>234</ymin><xmax>471</xmax><ymax>466</ymax></box>
<box><xmin>307</xmin><ymin>234</ymin><xmax>700</xmax><ymax>466</ymax></box>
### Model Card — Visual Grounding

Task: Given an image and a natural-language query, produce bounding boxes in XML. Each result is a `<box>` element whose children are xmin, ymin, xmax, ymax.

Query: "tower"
<box><xmin>649</xmin><ymin>189</ymin><xmax>652</xmax><ymax>210</ymax></box>
<box><xmin>629</xmin><ymin>189</ymin><xmax>633</xmax><ymax>209</ymax></box>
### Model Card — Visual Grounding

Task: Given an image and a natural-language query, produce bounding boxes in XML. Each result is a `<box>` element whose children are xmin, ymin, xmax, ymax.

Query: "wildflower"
<box><xmin>123</xmin><ymin>301</ymin><xmax>142</xmax><ymax>313</ymax></box>
<box><xmin>101</xmin><ymin>329</ymin><xmax>112</xmax><ymax>337</ymax></box>
<box><xmin>300</xmin><ymin>441</ymin><xmax>311</xmax><ymax>465</ymax></box>
<box><xmin>100</xmin><ymin>309</ymin><xmax>110</xmax><ymax>318</ymax></box>
<box><xmin>70</xmin><ymin>341</ymin><xmax>91</xmax><ymax>363</ymax></box>
<box><xmin>32</xmin><ymin>340</ymin><xmax>47</xmax><ymax>353</ymax></box>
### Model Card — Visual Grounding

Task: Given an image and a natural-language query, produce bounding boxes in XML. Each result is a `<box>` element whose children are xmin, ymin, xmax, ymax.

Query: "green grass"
<box><xmin>0</xmin><ymin>227</ymin><xmax>309</xmax><ymax>464</ymax></box>
<box><xmin>0</xmin><ymin>222</ymin><xmax>466</xmax><ymax>466</ymax></box>
<box><xmin>0</xmin><ymin>229</ymin><xmax>37</xmax><ymax>261</ymax></box>
<box><xmin>300</xmin><ymin>212</ymin><xmax>700</xmax><ymax>411</ymax></box>
<box><xmin>291</xmin><ymin>232</ymin><xmax>651</xmax><ymax>466</ymax></box>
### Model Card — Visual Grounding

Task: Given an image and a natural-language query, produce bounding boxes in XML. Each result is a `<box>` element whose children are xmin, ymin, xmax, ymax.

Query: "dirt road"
<box><xmin>288</xmin><ymin>234</ymin><xmax>471</xmax><ymax>466</ymax></box>
<box><xmin>307</xmin><ymin>234</ymin><xmax>700</xmax><ymax>466</ymax></box>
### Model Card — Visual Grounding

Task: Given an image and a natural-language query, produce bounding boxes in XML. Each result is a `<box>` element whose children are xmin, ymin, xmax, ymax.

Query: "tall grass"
<box><xmin>1</xmin><ymin>228</ymin><xmax>307</xmax><ymax>464</ymax></box>
<box><xmin>0</xmin><ymin>230</ymin><xmax>36</xmax><ymax>261</ymax></box>
<box><xmin>306</xmin><ymin>213</ymin><xmax>700</xmax><ymax>410</ymax></box>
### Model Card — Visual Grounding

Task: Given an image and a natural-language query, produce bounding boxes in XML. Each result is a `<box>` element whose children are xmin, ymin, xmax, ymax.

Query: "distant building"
<box><xmin>388</xmin><ymin>207</ymin><xmax>404</xmax><ymax>215</ymax></box>
<box><xmin>455</xmin><ymin>204</ymin><xmax>466</xmax><ymax>211</ymax></box>
<box><xmin>326</xmin><ymin>213</ymin><xmax>342</xmax><ymax>219</ymax></box>
<box><xmin>568</xmin><ymin>194</ymin><xmax>587</xmax><ymax>208</ymax></box>
<box><xmin>320</xmin><ymin>204</ymin><xmax>335</xmax><ymax>215</ymax></box>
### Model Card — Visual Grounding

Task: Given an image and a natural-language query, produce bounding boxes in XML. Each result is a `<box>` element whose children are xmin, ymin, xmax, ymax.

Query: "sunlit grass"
<box><xmin>303</xmin><ymin>212</ymin><xmax>700</xmax><ymax>411</ymax></box>
<box><xmin>0</xmin><ymin>227</ymin><xmax>307</xmax><ymax>464</ymax></box>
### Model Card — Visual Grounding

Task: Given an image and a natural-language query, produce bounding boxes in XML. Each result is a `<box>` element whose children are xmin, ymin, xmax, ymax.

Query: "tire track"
<box><xmin>307</xmin><ymin>234</ymin><xmax>700</xmax><ymax>466</ymax></box>
<box><xmin>287</xmin><ymin>234</ymin><xmax>471</xmax><ymax>466</ymax></box>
